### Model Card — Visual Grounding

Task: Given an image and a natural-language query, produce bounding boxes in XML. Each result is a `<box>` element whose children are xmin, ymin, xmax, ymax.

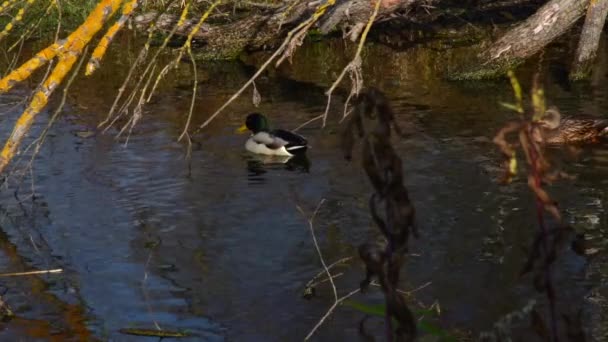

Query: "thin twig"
<box><xmin>195</xmin><ymin>0</ymin><xmax>337</xmax><ymax>133</ymax></box>
<box><xmin>297</xmin><ymin>200</ymin><xmax>360</xmax><ymax>341</ymax></box>
<box><xmin>322</xmin><ymin>0</ymin><xmax>381</xmax><ymax>127</ymax></box>
<box><xmin>99</xmin><ymin>0</ymin><xmax>182</xmax><ymax>129</ymax></box>
<box><xmin>305</xmin><ymin>256</ymin><xmax>353</xmax><ymax>288</ymax></box>
<box><xmin>178</xmin><ymin>47</ymin><xmax>198</xmax><ymax>141</ymax></box>
<box><xmin>297</xmin><ymin>199</ymin><xmax>336</xmax><ymax>301</ymax></box>
<box><xmin>22</xmin><ymin>46</ymin><xmax>90</xmax><ymax>179</ymax></box>
<box><xmin>142</xmin><ymin>249</ymin><xmax>162</xmax><ymax>331</ymax></box>
<box><xmin>195</xmin><ymin>35</ymin><xmax>291</xmax><ymax>132</ymax></box>
<box><xmin>307</xmin><ymin>272</ymin><xmax>344</xmax><ymax>288</ymax></box>
<box><xmin>305</xmin><ymin>288</ymin><xmax>361</xmax><ymax>340</ymax></box>
<box><xmin>0</xmin><ymin>268</ymin><xmax>62</xmax><ymax>277</ymax></box>
<box><xmin>371</xmin><ymin>280</ymin><xmax>432</xmax><ymax>296</ymax></box>
<box><xmin>293</xmin><ymin>114</ymin><xmax>324</xmax><ymax>132</ymax></box>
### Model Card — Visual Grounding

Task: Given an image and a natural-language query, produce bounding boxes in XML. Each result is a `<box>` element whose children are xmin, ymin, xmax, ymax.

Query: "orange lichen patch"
<box><xmin>0</xmin><ymin>0</ymin><xmax>124</xmax><ymax>174</ymax></box>
<box><xmin>0</xmin><ymin>53</ymin><xmax>76</xmax><ymax>171</ymax></box>
<box><xmin>86</xmin><ymin>0</ymin><xmax>139</xmax><ymax>76</ymax></box>
<box><xmin>61</xmin><ymin>0</ymin><xmax>122</xmax><ymax>54</ymax></box>
<box><xmin>0</xmin><ymin>43</ymin><xmax>59</xmax><ymax>93</ymax></box>
<box><xmin>0</xmin><ymin>0</ymin><xmax>37</xmax><ymax>42</ymax></box>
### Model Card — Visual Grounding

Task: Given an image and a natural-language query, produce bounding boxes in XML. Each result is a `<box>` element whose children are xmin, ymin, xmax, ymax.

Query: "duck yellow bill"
<box><xmin>235</xmin><ymin>125</ymin><xmax>247</xmax><ymax>133</ymax></box>
<box><xmin>236</xmin><ymin>124</ymin><xmax>248</xmax><ymax>133</ymax></box>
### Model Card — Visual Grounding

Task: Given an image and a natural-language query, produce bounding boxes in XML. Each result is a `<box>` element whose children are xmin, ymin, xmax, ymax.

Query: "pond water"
<box><xmin>0</xmin><ymin>34</ymin><xmax>606</xmax><ymax>341</ymax></box>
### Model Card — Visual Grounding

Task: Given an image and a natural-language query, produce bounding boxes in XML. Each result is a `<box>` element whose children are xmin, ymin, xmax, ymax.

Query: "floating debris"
<box><xmin>0</xmin><ymin>268</ymin><xmax>63</xmax><ymax>277</ymax></box>
<box><xmin>119</xmin><ymin>328</ymin><xmax>190</xmax><ymax>338</ymax></box>
<box><xmin>74</xmin><ymin>130</ymin><xmax>96</xmax><ymax>139</ymax></box>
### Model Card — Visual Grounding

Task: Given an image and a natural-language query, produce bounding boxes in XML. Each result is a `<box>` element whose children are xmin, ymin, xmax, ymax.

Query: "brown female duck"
<box><xmin>535</xmin><ymin>107</ymin><xmax>608</xmax><ymax>144</ymax></box>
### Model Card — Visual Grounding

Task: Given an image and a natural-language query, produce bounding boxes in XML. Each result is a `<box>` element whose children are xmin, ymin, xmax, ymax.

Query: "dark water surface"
<box><xmin>0</xmin><ymin>35</ymin><xmax>607</xmax><ymax>341</ymax></box>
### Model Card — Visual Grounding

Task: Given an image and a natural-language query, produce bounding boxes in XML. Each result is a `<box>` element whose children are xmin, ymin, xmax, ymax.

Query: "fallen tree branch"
<box><xmin>0</xmin><ymin>0</ymin><xmax>125</xmax><ymax>174</ymax></box>
<box><xmin>570</xmin><ymin>0</ymin><xmax>608</xmax><ymax>80</ymax></box>
<box><xmin>456</xmin><ymin>0</ymin><xmax>589</xmax><ymax>79</ymax></box>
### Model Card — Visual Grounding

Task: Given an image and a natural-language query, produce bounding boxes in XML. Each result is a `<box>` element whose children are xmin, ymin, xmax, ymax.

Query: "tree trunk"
<box><xmin>134</xmin><ymin>0</ymin><xmax>421</xmax><ymax>59</ymax></box>
<box><xmin>455</xmin><ymin>0</ymin><xmax>589</xmax><ymax>79</ymax></box>
<box><xmin>570</xmin><ymin>0</ymin><xmax>608</xmax><ymax>80</ymax></box>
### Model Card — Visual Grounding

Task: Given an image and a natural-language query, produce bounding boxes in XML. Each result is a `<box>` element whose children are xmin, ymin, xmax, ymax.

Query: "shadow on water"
<box><xmin>0</xmin><ymin>33</ymin><xmax>606</xmax><ymax>341</ymax></box>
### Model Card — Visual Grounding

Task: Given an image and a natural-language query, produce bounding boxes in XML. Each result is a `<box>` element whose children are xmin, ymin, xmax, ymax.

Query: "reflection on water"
<box><xmin>246</xmin><ymin>153</ymin><xmax>311</xmax><ymax>184</ymax></box>
<box><xmin>0</xmin><ymin>35</ymin><xmax>606</xmax><ymax>341</ymax></box>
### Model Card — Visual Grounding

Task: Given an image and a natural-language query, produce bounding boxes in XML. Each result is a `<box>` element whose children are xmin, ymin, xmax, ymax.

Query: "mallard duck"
<box><xmin>236</xmin><ymin>113</ymin><xmax>308</xmax><ymax>156</ymax></box>
<box><xmin>536</xmin><ymin>107</ymin><xmax>608</xmax><ymax>144</ymax></box>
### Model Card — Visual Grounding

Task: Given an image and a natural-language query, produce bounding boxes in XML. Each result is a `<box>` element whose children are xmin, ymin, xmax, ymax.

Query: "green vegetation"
<box><xmin>0</xmin><ymin>0</ymin><xmax>98</xmax><ymax>37</ymax></box>
<box><xmin>344</xmin><ymin>300</ymin><xmax>457</xmax><ymax>341</ymax></box>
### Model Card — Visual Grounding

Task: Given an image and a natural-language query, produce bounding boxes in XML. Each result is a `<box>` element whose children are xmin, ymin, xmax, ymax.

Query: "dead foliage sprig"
<box><xmin>342</xmin><ymin>88</ymin><xmax>417</xmax><ymax>342</ymax></box>
<box><xmin>297</xmin><ymin>200</ymin><xmax>362</xmax><ymax>341</ymax></box>
<box><xmin>493</xmin><ymin>71</ymin><xmax>575</xmax><ymax>342</ymax></box>
<box><xmin>195</xmin><ymin>0</ymin><xmax>339</xmax><ymax>133</ymax></box>
<box><xmin>322</xmin><ymin>0</ymin><xmax>381</xmax><ymax>128</ymax></box>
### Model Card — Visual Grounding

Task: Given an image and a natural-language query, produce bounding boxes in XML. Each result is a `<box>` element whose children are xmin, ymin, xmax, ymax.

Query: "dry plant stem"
<box><xmin>3</xmin><ymin>41</ymin><xmax>23</xmax><ymax>77</ymax></box>
<box><xmin>146</xmin><ymin>62</ymin><xmax>172</xmax><ymax>104</ymax></box>
<box><xmin>22</xmin><ymin>46</ymin><xmax>89</xmax><ymax>181</ymax></box>
<box><xmin>0</xmin><ymin>268</ymin><xmax>62</xmax><ymax>277</ymax></box>
<box><xmin>178</xmin><ymin>46</ymin><xmax>198</xmax><ymax>141</ymax></box>
<box><xmin>142</xmin><ymin>250</ymin><xmax>162</xmax><ymax>331</ymax></box>
<box><xmin>297</xmin><ymin>199</ymin><xmax>337</xmax><ymax>301</ymax></box>
<box><xmin>99</xmin><ymin>0</ymin><xmax>184</xmax><ymax>129</ymax></box>
<box><xmin>293</xmin><ymin>114</ymin><xmax>324</xmax><ymax>132</ymax></box>
<box><xmin>176</xmin><ymin>0</ymin><xmax>223</xmax><ymax>140</ymax></box>
<box><xmin>297</xmin><ymin>200</ymin><xmax>359</xmax><ymax>341</ymax></box>
<box><xmin>107</xmin><ymin>69</ymin><xmax>151</xmax><ymax>134</ymax></box>
<box><xmin>117</xmin><ymin>63</ymin><xmax>159</xmax><ymax>143</ymax></box>
<box><xmin>98</xmin><ymin>34</ymin><xmax>154</xmax><ymax>128</ymax></box>
<box><xmin>305</xmin><ymin>288</ymin><xmax>361</xmax><ymax>340</ymax></box>
<box><xmin>305</xmin><ymin>256</ymin><xmax>353</xmax><ymax>288</ymax></box>
<box><xmin>196</xmin><ymin>32</ymin><xmax>292</xmax><ymax>132</ymax></box>
<box><xmin>308</xmin><ymin>272</ymin><xmax>344</xmax><ymax>288</ymax></box>
<box><xmin>148</xmin><ymin>0</ymin><xmax>221</xmax><ymax>118</ymax></box>
<box><xmin>322</xmin><ymin>0</ymin><xmax>381</xmax><ymax>127</ymax></box>
<box><xmin>371</xmin><ymin>280</ymin><xmax>432</xmax><ymax>296</ymax></box>
<box><xmin>196</xmin><ymin>0</ymin><xmax>337</xmax><ymax>132</ymax></box>
<box><xmin>274</xmin><ymin>20</ymin><xmax>313</xmax><ymax>67</ymax></box>
<box><xmin>4</xmin><ymin>57</ymin><xmax>57</xmax><ymax>185</ymax></box>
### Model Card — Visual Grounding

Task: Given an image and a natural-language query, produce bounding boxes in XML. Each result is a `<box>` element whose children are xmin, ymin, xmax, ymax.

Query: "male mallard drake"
<box><xmin>236</xmin><ymin>113</ymin><xmax>308</xmax><ymax>156</ymax></box>
<box><xmin>536</xmin><ymin>107</ymin><xmax>608</xmax><ymax>144</ymax></box>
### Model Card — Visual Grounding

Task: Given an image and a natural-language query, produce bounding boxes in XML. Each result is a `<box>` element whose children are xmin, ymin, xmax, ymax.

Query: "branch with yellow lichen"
<box><xmin>0</xmin><ymin>43</ymin><xmax>59</xmax><ymax>92</ymax></box>
<box><xmin>86</xmin><ymin>0</ymin><xmax>139</xmax><ymax>76</ymax></box>
<box><xmin>0</xmin><ymin>0</ymin><xmax>125</xmax><ymax>174</ymax></box>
